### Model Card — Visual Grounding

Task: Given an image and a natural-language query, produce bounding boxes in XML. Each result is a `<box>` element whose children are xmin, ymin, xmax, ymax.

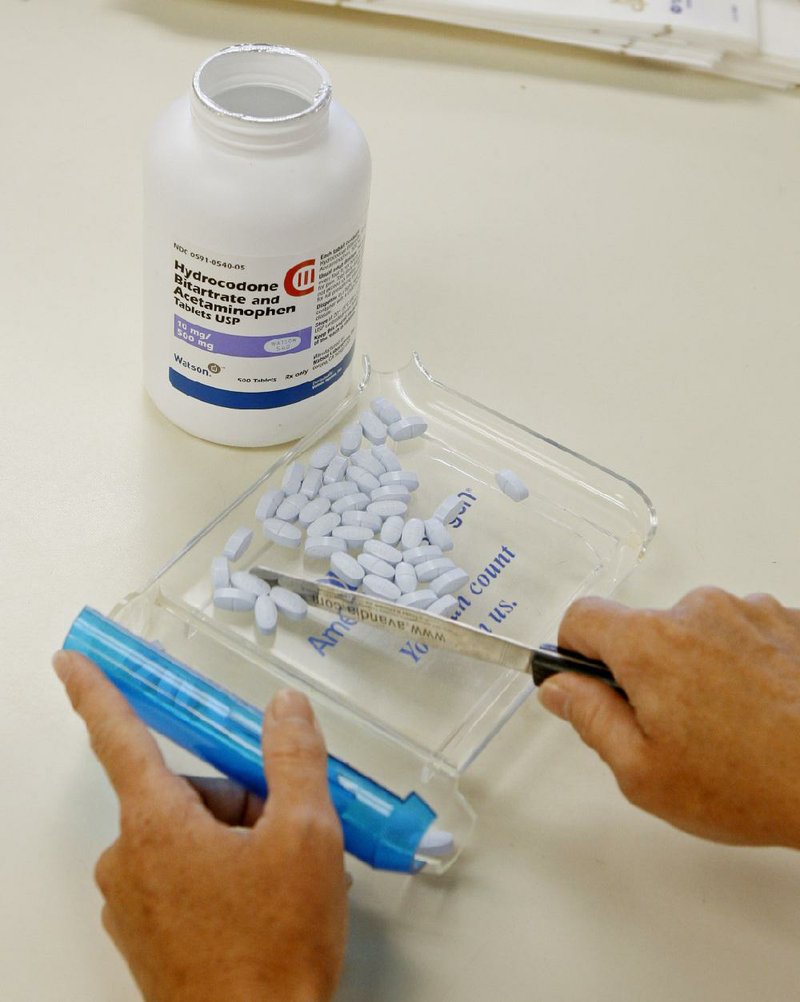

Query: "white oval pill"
<box><xmin>309</xmin><ymin>441</ymin><xmax>338</xmax><ymax>469</ymax></box>
<box><xmin>341</xmin><ymin>510</ymin><xmax>383</xmax><ymax>532</ymax></box>
<box><xmin>401</xmin><ymin>518</ymin><xmax>425</xmax><ymax>550</ymax></box>
<box><xmin>388</xmin><ymin>415</ymin><xmax>427</xmax><ymax>441</ymax></box>
<box><xmin>211</xmin><ymin>555</ymin><xmax>230</xmax><ymax>590</ymax></box>
<box><xmin>339</xmin><ymin>422</ymin><xmax>362</xmax><ymax>456</ymax></box>
<box><xmin>271</xmin><ymin>586</ymin><xmax>308</xmax><ymax>621</ymax></box>
<box><xmin>363</xmin><ymin>539</ymin><xmax>403</xmax><ymax>565</ymax></box>
<box><xmin>281</xmin><ymin>461</ymin><xmax>305</xmax><ymax>495</ymax></box>
<box><xmin>262</xmin><ymin>518</ymin><xmax>302</xmax><ymax>548</ymax></box>
<box><xmin>370</xmin><ymin>484</ymin><xmax>410</xmax><ymax>504</ymax></box>
<box><xmin>429</xmin><ymin>567</ymin><xmax>470</xmax><ymax>596</ymax></box>
<box><xmin>397</xmin><ymin>589</ymin><xmax>437</xmax><ymax>609</ymax></box>
<box><xmin>332</xmin><ymin>525</ymin><xmax>374</xmax><ymax>548</ymax></box>
<box><xmin>416</xmin><ymin>557</ymin><xmax>455</xmax><ymax>582</ymax></box>
<box><xmin>330</xmin><ymin>551</ymin><xmax>365</xmax><ymax>587</ymax></box>
<box><xmin>362</xmin><ymin>574</ymin><xmax>401</xmax><ymax>600</ymax></box>
<box><xmin>331</xmin><ymin>492</ymin><xmax>371</xmax><ymax>514</ymax></box>
<box><xmin>306</xmin><ymin>511</ymin><xmax>341</xmax><ymax>537</ymax></box>
<box><xmin>427</xmin><ymin>594</ymin><xmax>458</xmax><ymax>618</ymax></box>
<box><xmin>495</xmin><ymin>468</ymin><xmax>530</xmax><ymax>502</ymax></box>
<box><xmin>380</xmin><ymin>515</ymin><xmax>404</xmax><ymax>545</ymax></box>
<box><xmin>346</xmin><ymin>466</ymin><xmax>380</xmax><ymax>492</ymax></box>
<box><xmin>403</xmin><ymin>544</ymin><xmax>442</xmax><ymax>566</ymax></box>
<box><xmin>300</xmin><ymin>468</ymin><xmax>324</xmax><ymax>499</ymax></box>
<box><xmin>417</xmin><ymin>827</ymin><xmax>455</xmax><ymax>857</ymax></box>
<box><xmin>424</xmin><ymin>517</ymin><xmax>453</xmax><ymax>552</ymax></box>
<box><xmin>323</xmin><ymin>454</ymin><xmax>348</xmax><ymax>484</ymax></box>
<box><xmin>349</xmin><ymin>450</ymin><xmax>385</xmax><ymax>478</ymax></box>
<box><xmin>320</xmin><ymin>480</ymin><xmax>359</xmax><ymax>501</ymax></box>
<box><xmin>359</xmin><ymin>409</ymin><xmax>387</xmax><ymax>445</ymax></box>
<box><xmin>298</xmin><ymin>496</ymin><xmax>331</xmax><ymax>527</ymax></box>
<box><xmin>358</xmin><ymin>553</ymin><xmax>395</xmax><ymax>578</ymax></box>
<box><xmin>223</xmin><ymin>527</ymin><xmax>253</xmax><ymax>562</ymax></box>
<box><xmin>371</xmin><ymin>444</ymin><xmax>402</xmax><ymax>472</ymax></box>
<box><xmin>367</xmin><ymin>500</ymin><xmax>408</xmax><ymax>518</ymax></box>
<box><xmin>254</xmin><ymin>593</ymin><xmax>278</xmax><ymax>635</ymax></box>
<box><xmin>255</xmin><ymin>489</ymin><xmax>284</xmax><ymax>521</ymax></box>
<box><xmin>432</xmin><ymin>494</ymin><xmax>463</xmax><ymax>525</ymax></box>
<box><xmin>276</xmin><ymin>492</ymin><xmax>307</xmax><ymax>522</ymax></box>
<box><xmin>394</xmin><ymin>561</ymin><xmax>418</xmax><ymax>594</ymax></box>
<box><xmin>231</xmin><ymin>571</ymin><xmax>271</xmax><ymax>597</ymax></box>
<box><xmin>371</xmin><ymin>396</ymin><xmax>402</xmax><ymax>426</ymax></box>
<box><xmin>380</xmin><ymin>470</ymin><xmax>419</xmax><ymax>492</ymax></box>
<box><xmin>304</xmin><ymin>536</ymin><xmax>348</xmax><ymax>560</ymax></box>
<box><xmin>213</xmin><ymin>587</ymin><xmax>256</xmax><ymax>612</ymax></box>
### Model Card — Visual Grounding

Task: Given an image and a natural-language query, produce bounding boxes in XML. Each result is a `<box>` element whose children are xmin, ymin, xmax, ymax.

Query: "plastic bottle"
<box><xmin>143</xmin><ymin>44</ymin><xmax>371</xmax><ymax>446</ymax></box>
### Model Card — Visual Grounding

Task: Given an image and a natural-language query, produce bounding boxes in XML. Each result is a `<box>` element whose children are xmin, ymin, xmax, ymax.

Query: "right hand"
<box><xmin>538</xmin><ymin>587</ymin><xmax>800</xmax><ymax>849</ymax></box>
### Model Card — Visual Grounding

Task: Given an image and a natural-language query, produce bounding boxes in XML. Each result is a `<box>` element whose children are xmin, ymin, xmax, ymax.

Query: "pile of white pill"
<box><xmin>210</xmin><ymin>397</ymin><xmax>529</xmax><ymax>635</ymax></box>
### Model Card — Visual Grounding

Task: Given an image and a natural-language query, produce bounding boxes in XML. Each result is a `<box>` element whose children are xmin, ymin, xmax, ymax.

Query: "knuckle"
<box><xmin>268</xmin><ymin>722</ymin><xmax>327</xmax><ymax>766</ymax></box>
<box><xmin>282</xmin><ymin>802</ymin><xmax>344</xmax><ymax>850</ymax></box>
<box><xmin>93</xmin><ymin>846</ymin><xmax>117</xmax><ymax>897</ymax></box>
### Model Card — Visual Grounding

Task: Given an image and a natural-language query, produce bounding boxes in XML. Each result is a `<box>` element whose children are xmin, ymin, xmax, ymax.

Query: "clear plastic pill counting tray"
<box><xmin>108</xmin><ymin>354</ymin><xmax>657</xmax><ymax>873</ymax></box>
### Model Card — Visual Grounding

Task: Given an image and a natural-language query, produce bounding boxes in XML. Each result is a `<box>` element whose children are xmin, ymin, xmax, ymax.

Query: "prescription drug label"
<box><xmin>167</xmin><ymin>229</ymin><xmax>365</xmax><ymax>410</ymax></box>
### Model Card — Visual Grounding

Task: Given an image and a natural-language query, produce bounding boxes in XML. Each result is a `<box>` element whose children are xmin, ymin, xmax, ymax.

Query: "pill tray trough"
<box><xmin>111</xmin><ymin>354</ymin><xmax>656</xmax><ymax>871</ymax></box>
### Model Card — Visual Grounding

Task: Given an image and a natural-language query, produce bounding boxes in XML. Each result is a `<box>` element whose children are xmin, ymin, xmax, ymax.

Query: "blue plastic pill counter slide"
<box><xmin>64</xmin><ymin>355</ymin><xmax>656</xmax><ymax>875</ymax></box>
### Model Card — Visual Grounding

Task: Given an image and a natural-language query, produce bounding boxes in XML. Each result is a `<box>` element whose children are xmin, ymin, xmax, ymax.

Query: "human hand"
<box><xmin>538</xmin><ymin>588</ymin><xmax>800</xmax><ymax>849</ymax></box>
<box><xmin>53</xmin><ymin>650</ymin><xmax>347</xmax><ymax>1002</ymax></box>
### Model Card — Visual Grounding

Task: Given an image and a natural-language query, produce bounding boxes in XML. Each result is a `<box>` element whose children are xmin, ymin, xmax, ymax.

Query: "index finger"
<box><xmin>54</xmin><ymin>650</ymin><xmax>187</xmax><ymax>805</ymax></box>
<box><xmin>558</xmin><ymin>597</ymin><xmax>636</xmax><ymax>664</ymax></box>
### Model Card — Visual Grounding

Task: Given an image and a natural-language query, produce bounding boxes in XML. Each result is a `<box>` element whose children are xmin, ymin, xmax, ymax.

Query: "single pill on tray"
<box><xmin>213</xmin><ymin>587</ymin><xmax>257</xmax><ymax>612</ymax></box>
<box><xmin>254</xmin><ymin>593</ymin><xmax>278</xmax><ymax>635</ymax></box>
<box><xmin>271</xmin><ymin>586</ymin><xmax>309</xmax><ymax>622</ymax></box>
<box><xmin>281</xmin><ymin>461</ymin><xmax>304</xmax><ymax>495</ymax></box>
<box><xmin>371</xmin><ymin>444</ymin><xmax>402</xmax><ymax>472</ymax></box>
<box><xmin>432</xmin><ymin>494</ymin><xmax>463</xmax><ymax>525</ymax></box>
<box><xmin>331</xmin><ymin>550</ymin><xmax>365</xmax><ymax>587</ymax></box>
<box><xmin>320</xmin><ymin>480</ymin><xmax>359</xmax><ymax>500</ymax></box>
<box><xmin>403</xmin><ymin>544</ymin><xmax>442</xmax><ymax>566</ymax></box>
<box><xmin>349</xmin><ymin>450</ymin><xmax>384</xmax><ymax>478</ymax></box>
<box><xmin>417</xmin><ymin>827</ymin><xmax>455</xmax><ymax>857</ymax></box>
<box><xmin>300</xmin><ymin>468</ymin><xmax>324</xmax><ymax>499</ymax></box>
<box><xmin>429</xmin><ymin>567</ymin><xmax>470</xmax><ymax>596</ymax></box>
<box><xmin>309</xmin><ymin>441</ymin><xmax>338</xmax><ymax>469</ymax></box>
<box><xmin>332</xmin><ymin>492</ymin><xmax>371</xmax><ymax>514</ymax></box>
<box><xmin>362</xmin><ymin>574</ymin><xmax>401</xmax><ymax>601</ymax></box>
<box><xmin>306</xmin><ymin>511</ymin><xmax>341</xmax><ymax>537</ymax></box>
<box><xmin>495</xmin><ymin>469</ymin><xmax>530</xmax><ymax>502</ymax></box>
<box><xmin>380</xmin><ymin>470</ymin><xmax>419</xmax><ymax>492</ymax></box>
<box><xmin>388</xmin><ymin>415</ymin><xmax>427</xmax><ymax>441</ymax></box>
<box><xmin>276</xmin><ymin>492</ymin><xmax>307</xmax><ymax>522</ymax></box>
<box><xmin>305</xmin><ymin>535</ymin><xmax>347</xmax><ymax>560</ymax></box>
<box><xmin>262</xmin><ymin>517</ymin><xmax>302</xmax><ymax>548</ymax></box>
<box><xmin>401</xmin><ymin>518</ymin><xmax>425</xmax><ymax>550</ymax></box>
<box><xmin>332</xmin><ymin>525</ymin><xmax>374</xmax><ymax>549</ymax></box>
<box><xmin>424</xmin><ymin>517</ymin><xmax>453</xmax><ymax>552</ymax></box>
<box><xmin>427</xmin><ymin>594</ymin><xmax>458</xmax><ymax>618</ymax></box>
<box><xmin>223</xmin><ymin>527</ymin><xmax>253</xmax><ymax>562</ymax></box>
<box><xmin>342</xmin><ymin>510</ymin><xmax>383</xmax><ymax>532</ymax></box>
<box><xmin>370</xmin><ymin>484</ymin><xmax>410</xmax><ymax>504</ymax></box>
<box><xmin>359</xmin><ymin>409</ymin><xmax>387</xmax><ymax>444</ymax></box>
<box><xmin>371</xmin><ymin>396</ymin><xmax>402</xmax><ymax>426</ymax></box>
<box><xmin>380</xmin><ymin>515</ymin><xmax>404</xmax><ymax>544</ymax></box>
<box><xmin>394</xmin><ymin>561</ymin><xmax>418</xmax><ymax>594</ymax></box>
<box><xmin>340</xmin><ymin>422</ymin><xmax>362</xmax><ymax>456</ymax></box>
<box><xmin>363</xmin><ymin>539</ymin><xmax>403</xmax><ymax>565</ymax></box>
<box><xmin>323</xmin><ymin>454</ymin><xmax>348</xmax><ymax>484</ymax></box>
<box><xmin>231</xmin><ymin>571</ymin><xmax>271</xmax><ymax>597</ymax></box>
<box><xmin>397</xmin><ymin>589</ymin><xmax>437</xmax><ymax>609</ymax></box>
<box><xmin>298</xmin><ymin>496</ymin><xmax>331</xmax><ymax>527</ymax></box>
<box><xmin>255</xmin><ymin>488</ymin><xmax>284</xmax><ymax>521</ymax></box>
<box><xmin>358</xmin><ymin>552</ymin><xmax>395</xmax><ymax>579</ymax></box>
<box><xmin>346</xmin><ymin>466</ymin><xmax>380</xmax><ymax>492</ymax></box>
<box><xmin>211</xmin><ymin>556</ymin><xmax>230</xmax><ymax>590</ymax></box>
<box><xmin>367</xmin><ymin>499</ymin><xmax>408</xmax><ymax>518</ymax></box>
<box><xmin>416</xmin><ymin>557</ymin><xmax>455</xmax><ymax>582</ymax></box>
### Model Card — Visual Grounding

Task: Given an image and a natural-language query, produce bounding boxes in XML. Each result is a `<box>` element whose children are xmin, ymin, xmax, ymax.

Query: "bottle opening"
<box><xmin>193</xmin><ymin>44</ymin><xmax>331</xmax><ymax>123</ymax></box>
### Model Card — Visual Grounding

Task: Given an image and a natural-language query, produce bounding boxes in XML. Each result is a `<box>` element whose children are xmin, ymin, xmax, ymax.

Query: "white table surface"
<box><xmin>3</xmin><ymin>1</ymin><xmax>800</xmax><ymax>999</ymax></box>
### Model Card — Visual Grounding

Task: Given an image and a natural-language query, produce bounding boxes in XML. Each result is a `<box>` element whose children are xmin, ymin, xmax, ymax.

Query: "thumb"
<box><xmin>538</xmin><ymin>674</ymin><xmax>646</xmax><ymax>777</ymax></box>
<box><xmin>260</xmin><ymin>689</ymin><xmax>332</xmax><ymax>813</ymax></box>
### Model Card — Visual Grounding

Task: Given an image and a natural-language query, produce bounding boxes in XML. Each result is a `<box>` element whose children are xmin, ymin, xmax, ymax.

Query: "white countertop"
<box><xmin>3</xmin><ymin>1</ymin><xmax>800</xmax><ymax>998</ymax></box>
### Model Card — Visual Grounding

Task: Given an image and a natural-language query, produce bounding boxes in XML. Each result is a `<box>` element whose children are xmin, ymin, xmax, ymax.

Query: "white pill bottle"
<box><xmin>143</xmin><ymin>44</ymin><xmax>371</xmax><ymax>446</ymax></box>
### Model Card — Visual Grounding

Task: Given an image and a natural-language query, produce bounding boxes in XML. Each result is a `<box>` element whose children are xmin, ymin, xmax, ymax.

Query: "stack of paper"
<box><xmin>299</xmin><ymin>0</ymin><xmax>800</xmax><ymax>88</ymax></box>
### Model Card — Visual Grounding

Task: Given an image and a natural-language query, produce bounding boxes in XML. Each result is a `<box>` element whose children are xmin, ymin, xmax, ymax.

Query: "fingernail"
<box><xmin>537</xmin><ymin>679</ymin><xmax>571</xmax><ymax>721</ymax></box>
<box><xmin>267</xmin><ymin>688</ymin><xmax>315</xmax><ymax>726</ymax></box>
<box><xmin>52</xmin><ymin>650</ymin><xmax>70</xmax><ymax>682</ymax></box>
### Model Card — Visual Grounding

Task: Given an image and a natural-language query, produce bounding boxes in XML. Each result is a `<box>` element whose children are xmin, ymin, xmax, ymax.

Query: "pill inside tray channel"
<box><xmin>211</xmin><ymin>396</ymin><xmax>530</xmax><ymax>635</ymax></box>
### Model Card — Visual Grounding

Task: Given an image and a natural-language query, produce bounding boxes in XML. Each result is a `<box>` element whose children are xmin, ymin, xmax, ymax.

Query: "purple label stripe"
<box><xmin>173</xmin><ymin>316</ymin><xmax>311</xmax><ymax>358</ymax></box>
